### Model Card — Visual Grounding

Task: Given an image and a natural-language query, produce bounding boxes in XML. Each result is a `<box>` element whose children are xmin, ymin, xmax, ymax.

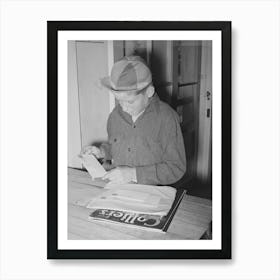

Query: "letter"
<box><xmin>144</xmin><ymin>216</ymin><xmax>161</xmax><ymax>227</ymax></box>
<box><xmin>121</xmin><ymin>213</ymin><xmax>137</xmax><ymax>223</ymax></box>
<box><xmin>136</xmin><ymin>215</ymin><xmax>148</xmax><ymax>223</ymax></box>
<box><xmin>112</xmin><ymin>211</ymin><xmax>123</xmax><ymax>218</ymax></box>
<box><xmin>100</xmin><ymin>209</ymin><xmax>110</xmax><ymax>215</ymax></box>
<box><xmin>107</xmin><ymin>210</ymin><xmax>115</xmax><ymax>217</ymax></box>
<box><xmin>129</xmin><ymin>214</ymin><xmax>138</xmax><ymax>224</ymax></box>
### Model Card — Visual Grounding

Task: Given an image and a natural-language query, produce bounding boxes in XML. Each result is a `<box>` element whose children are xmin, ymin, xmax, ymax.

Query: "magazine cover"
<box><xmin>88</xmin><ymin>189</ymin><xmax>186</xmax><ymax>232</ymax></box>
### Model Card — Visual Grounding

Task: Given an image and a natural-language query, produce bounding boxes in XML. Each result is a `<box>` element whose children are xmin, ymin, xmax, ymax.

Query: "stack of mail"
<box><xmin>84</xmin><ymin>184</ymin><xmax>177</xmax><ymax>216</ymax></box>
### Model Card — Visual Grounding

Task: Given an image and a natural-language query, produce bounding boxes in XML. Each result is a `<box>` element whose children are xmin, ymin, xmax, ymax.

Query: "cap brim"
<box><xmin>100</xmin><ymin>76</ymin><xmax>143</xmax><ymax>94</ymax></box>
<box><xmin>100</xmin><ymin>76</ymin><xmax>113</xmax><ymax>90</ymax></box>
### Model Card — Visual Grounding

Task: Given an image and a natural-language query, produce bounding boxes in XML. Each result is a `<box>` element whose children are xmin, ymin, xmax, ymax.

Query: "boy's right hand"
<box><xmin>80</xmin><ymin>146</ymin><xmax>105</xmax><ymax>159</ymax></box>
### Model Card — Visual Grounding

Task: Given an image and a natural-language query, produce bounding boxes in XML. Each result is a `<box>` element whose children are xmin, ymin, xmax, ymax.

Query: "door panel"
<box><xmin>76</xmin><ymin>41</ymin><xmax>110</xmax><ymax>147</ymax></box>
<box><xmin>151</xmin><ymin>40</ymin><xmax>203</xmax><ymax>180</ymax></box>
<box><xmin>68</xmin><ymin>41</ymin><xmax>82</xmax><ymax>168</ymax></box>
<box><xmin>196</xmin><ymin>41</ymin><xmax>212</xmax><ymax>181</ymax></box>
<box><xmin>176</xmin><ymin>41</ymin><xmax>202</xmax><ymax>179</ymax></box>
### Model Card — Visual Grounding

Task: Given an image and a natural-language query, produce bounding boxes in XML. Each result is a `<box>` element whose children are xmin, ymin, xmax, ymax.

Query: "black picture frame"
<box><xmin>47</xmin><ymin>21</ymin><xmax>231</xmax><ymax>259</ymax></box>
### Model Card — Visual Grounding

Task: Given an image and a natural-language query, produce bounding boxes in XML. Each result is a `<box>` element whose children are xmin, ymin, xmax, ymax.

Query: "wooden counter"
<box><xmin>68</xmin><ymin>168</ymin><xmax>212</xmax><ymax>240</ymax></box>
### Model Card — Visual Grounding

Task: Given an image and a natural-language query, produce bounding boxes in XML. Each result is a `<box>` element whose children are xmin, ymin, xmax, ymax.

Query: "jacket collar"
<box><xmin>117</xmin><ymin>92</ymin><xmax>160</xmax><ymax>124</ymax></box>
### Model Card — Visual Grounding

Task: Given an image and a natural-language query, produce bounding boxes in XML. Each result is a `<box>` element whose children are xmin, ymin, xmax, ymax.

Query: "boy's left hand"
<box><xmin>103</xmin><ymin>166</ymin><xmax>137</xmax><ymax>184</ymax></box>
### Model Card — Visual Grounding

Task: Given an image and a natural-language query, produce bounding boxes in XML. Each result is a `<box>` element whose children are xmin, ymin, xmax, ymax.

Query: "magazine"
<box><xmin>88</xmin><ymin>189</ymin><xmax>186</xmax><ymax>232</ymax></box>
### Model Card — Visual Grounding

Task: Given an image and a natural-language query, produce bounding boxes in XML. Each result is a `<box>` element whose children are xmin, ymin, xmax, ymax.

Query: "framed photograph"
<box><xmin>47</xmin><ymin>21</ymin><xmax>231</xmax><ymax>259</ymax></box>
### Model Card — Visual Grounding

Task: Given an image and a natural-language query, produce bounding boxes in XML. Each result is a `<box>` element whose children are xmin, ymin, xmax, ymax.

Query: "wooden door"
<box><xmin>151</xmin><ymin>41</ymin><xmax>173</xmax><ymax>104</ymax></box>
<box><xmin>68</xmin><ymin>41</ymin><xmax>82</xmax><ymax>168</ymax></box>
<box><xmin>68</xmin><ymin>41</ymin><xmax>114</xmax><ymax>168</ymax></box>
<box><xmin>175</xmin><ymin>41</ymin><xmax>202</xmax><ymax>180</ymax></box>
<box><xmin>113</xmin><ymin>40</ymin><xmax>152</xmax><ymax>65</ymax></box>
<box><xmin>151</xmin><ymin>41</ymin><xmax>206</xmax><ymax>181</ymax></box>
<box><xmin>196</xmin><ymin>41</ymin><xmax>212</xmax><ymax>181</ymax></box>
<box><xmin>76</xmin><ymin>41</ymin><xmax>110</xmax><ymax>146</ymax></box>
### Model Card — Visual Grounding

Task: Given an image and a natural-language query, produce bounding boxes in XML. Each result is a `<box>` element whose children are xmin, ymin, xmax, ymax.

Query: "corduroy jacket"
<box><xmin>101</xmin><ymin>93</ymin><xmax>186</xmax><ymax>185</ymax></box>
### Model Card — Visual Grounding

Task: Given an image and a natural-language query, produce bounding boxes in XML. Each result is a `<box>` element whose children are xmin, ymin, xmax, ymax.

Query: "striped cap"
<box><xmin>101</xmin><ymin>56</ymin><xmax>152</xmax><ymax>93</ymax></box>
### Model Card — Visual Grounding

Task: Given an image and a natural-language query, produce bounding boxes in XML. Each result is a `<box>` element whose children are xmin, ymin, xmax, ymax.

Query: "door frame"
<box><xmin>196</xmin><ymin>40</ymin><xmax>212</xmax><ymax>181</ymax></box>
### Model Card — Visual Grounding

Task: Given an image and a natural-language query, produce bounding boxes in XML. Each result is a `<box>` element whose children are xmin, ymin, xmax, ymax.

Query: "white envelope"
<box><xmin>85</xmin><ymin>184</ymin><xmax>177</xmax><ymax>215</ymax></box>
<box><xmin>79</xmin><ymin>154</ymin><xmax>107</xmax><ymax>179</ymax></box>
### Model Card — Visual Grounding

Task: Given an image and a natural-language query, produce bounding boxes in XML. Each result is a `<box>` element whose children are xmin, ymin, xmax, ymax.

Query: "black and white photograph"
<box><xmin>69</xmin><ymin>40</ymin><xmax>212</xmax><ymax>237</ymax></box>
<box><xmin>48</xmin><ymin>21</ymin><xmax>231</xmax><ymax>259</ymax></box>
<box><xmin>2</xmin><ymin>0</ymin><xmax>280</xmax><ymax>278</ymax></box>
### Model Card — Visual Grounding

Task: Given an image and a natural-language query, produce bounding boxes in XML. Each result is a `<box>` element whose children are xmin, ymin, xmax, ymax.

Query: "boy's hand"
<box><xmin>103</xmin><ymin>166</ymin><xmax>137</xmax><ymax>184</ymax></box>
<box><xmin>80</xmin><ymin>146</ymin><xmax>105</xmax><ymax>159</ymax></box>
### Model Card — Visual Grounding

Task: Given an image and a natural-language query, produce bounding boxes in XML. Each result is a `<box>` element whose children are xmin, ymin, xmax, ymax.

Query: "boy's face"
<box><xmin>112</xmin><ymin>89</ymin><xmax>150</xmax><ymax>116</ymax></box>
